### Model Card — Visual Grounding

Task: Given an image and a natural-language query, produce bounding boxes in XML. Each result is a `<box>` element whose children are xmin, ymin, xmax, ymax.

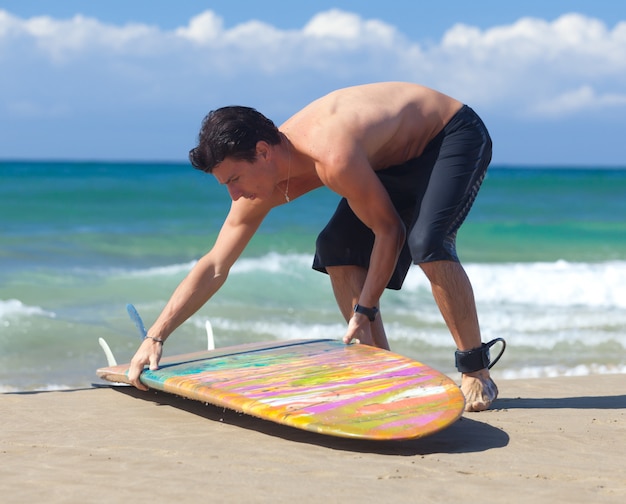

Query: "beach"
<box><xmin>2</xmin><ymin>374</ymin><xmax>625</xmax><ymax>503</ymax></box>
<box><xmin>2</xmin><ymin>163</ymin><xmax>625</xmax><ymax>501</ymax></box>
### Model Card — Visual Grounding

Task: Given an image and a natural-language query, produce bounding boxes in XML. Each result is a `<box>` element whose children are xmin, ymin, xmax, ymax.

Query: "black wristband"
<box><xmin>353</xmin><ymin>304</ymin><xmax>379</xmax><ymax>322</ymax></box>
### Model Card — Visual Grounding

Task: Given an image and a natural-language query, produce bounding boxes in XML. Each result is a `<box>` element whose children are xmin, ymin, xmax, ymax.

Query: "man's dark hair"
<box><xmin>188</xmin><ymin>106</ymin><xmax>281</xmax><ymax>173</ymax></box>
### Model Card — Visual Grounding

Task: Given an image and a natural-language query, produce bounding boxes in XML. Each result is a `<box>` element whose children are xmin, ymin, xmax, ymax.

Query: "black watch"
<box><xmin>353</xmin><ymin>304</ymin><xmax>379</xmax><ymax>322</ymax></box>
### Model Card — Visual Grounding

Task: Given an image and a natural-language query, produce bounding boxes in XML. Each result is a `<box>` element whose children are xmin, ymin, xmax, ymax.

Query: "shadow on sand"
<box><xmin>106</xmin><ymin>386</ymin><xmax>510</xmax><ymax>456</ymax></box>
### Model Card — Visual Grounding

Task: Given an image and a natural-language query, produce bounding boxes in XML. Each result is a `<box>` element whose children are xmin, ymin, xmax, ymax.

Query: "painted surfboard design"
<box><xmin>97</xmin><ymin>339</ymin><xmax>465</xmax><ymax>440</ymax></box>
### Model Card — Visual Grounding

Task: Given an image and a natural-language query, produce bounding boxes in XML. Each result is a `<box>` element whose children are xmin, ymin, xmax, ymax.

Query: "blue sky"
<box><xmin>2</xmin><ymin>1</ymin><xmax>626</xmax><ymax>165</ymax></box>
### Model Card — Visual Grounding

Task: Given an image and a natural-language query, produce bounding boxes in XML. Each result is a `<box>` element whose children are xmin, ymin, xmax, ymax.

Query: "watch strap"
<box><xmin>353</xmin><ymin>304</ymin><xmax>379</xmax><ymax>322</ymax></box>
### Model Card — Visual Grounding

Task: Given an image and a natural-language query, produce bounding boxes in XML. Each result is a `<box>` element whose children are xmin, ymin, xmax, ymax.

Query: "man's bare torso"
<box><xmin>281</xmin><ymin>82</ymin><xmax>463</xmax><ymax>172</ymax></box>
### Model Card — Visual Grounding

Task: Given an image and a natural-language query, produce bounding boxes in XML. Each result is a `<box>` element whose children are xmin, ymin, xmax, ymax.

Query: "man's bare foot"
<box><xmin>461</xmin><ymin>368</ymin><xmax>498</xmax><ymax>412</ymax></box>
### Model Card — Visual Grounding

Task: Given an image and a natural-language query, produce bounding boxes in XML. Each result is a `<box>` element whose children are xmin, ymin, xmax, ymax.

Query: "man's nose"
<box><xmin>227</xmin><ymin>186</ymin><xmax>242</xmax><ymax>201</ymax></box>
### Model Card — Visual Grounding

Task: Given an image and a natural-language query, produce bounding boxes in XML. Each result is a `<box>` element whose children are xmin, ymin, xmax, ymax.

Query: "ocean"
<box><xmin>1</xmin><ymin>161</ymin><xmax>625</xmax><ymax>392</ymax></box>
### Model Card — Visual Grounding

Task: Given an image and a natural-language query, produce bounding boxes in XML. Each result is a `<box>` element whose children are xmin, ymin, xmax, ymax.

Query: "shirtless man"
<box><xmin>127</xmin><ymin>82</ymin><xmax>500</xmax><ymax>412</ymax></box>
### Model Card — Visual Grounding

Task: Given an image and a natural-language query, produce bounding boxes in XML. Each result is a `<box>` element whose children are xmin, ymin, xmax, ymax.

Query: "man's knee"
<box><xmin>418</xmin><ymin>259</ymin><xmax>464</xmax><ymax>284</ymax></box>
<box><xmin>409</xmin><ymin>230</ymin><xmax>458</xmax><ymax>264</ymax></box>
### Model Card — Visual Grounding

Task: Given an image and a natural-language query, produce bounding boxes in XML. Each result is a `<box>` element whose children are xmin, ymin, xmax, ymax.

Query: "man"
<box><xmin>128</xmin><ymin>82</ymin><xmax>502</xmax><ymax>412</ymax></box>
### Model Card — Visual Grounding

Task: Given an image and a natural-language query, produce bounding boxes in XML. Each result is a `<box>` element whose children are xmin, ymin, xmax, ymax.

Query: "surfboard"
<box><xmin>97</xmin><ymin>338</ymin><xmax>465</xmax><ymax>441</ymax></box>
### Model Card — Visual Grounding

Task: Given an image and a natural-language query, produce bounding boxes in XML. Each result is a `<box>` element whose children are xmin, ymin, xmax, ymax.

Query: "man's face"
<box><xmin>213</xmin><ymin>155</ymin><xmax>278</xmax><ymax>202</ymax></box>
<box><xmin>212</xmin><ymin>141</ymin><xmax>278</xmax><ymax>202</ymax></box>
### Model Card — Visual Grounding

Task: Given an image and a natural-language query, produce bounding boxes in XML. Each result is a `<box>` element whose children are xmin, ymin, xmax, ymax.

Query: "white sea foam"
<box><xmin>101</xmin><ymin>254</ymin><xmax>626</xmax><ymax>311</ymax></box>
<box><xmin>402</xmin><ymin>260</ymin><xmax>626</xmax><ymax>309</ymax></box>
<box><xmin>230</xmin><ymin>252</ymin><xmax>312</xmax><ymax>274</ymax></box>
<box><xmin>497</xmin><ymin>364</ymin><xmax>626</xmax><ymax>380</ymax></box>
<box><xmin>231</xmin><ymin>256</ymin><xmax>626</xmax><ymax>310</ymax></box>
<box><xmin>0</xmin><ymin>299</ymin><xmax>56</xmax><ymax>322</ymax></box>
<box><xmin>114</xmin><ymin>260</ymin><xmax>197</xmax><ymax>278</ymax></box>
<box><xmin>476</xmin><ymin>260</ymin><xmax>626</xmax><ymax>309</ymax></box>
<box><xmin>184</xmin><ymin>256</ymin><xmax>626</xmax><ymax>346</ymax></box>
<box><xmin>193</xmin><ymin>316</ymin><xmax>346</xmax><ymax>342</ymax></box>
<box><xmin>102</xmin><ymin>253</ymin><xmax>311</xmax><ymax>279</ymax></box>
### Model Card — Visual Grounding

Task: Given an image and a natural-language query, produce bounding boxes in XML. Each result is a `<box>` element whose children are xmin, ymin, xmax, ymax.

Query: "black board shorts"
<box><xmin>312</xmin><ymin>105</ymin><xmax>492</xmax><ymax>290</ymax></box>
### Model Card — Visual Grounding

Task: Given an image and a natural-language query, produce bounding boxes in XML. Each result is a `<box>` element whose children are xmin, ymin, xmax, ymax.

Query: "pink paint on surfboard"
<box><xmin>97</xmin><ymin>339</ymin><xmax>465</xmax><ymax>440</ymax></box>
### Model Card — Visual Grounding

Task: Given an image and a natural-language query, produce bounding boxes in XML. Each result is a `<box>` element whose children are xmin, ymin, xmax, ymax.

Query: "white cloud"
<box><xmin>175</xmin><ymin>11</ymin><xmax>223</xmax><ymax>44</ymax></box>
<box><xmin>0</xmin><ymin>10</ymin><xmax>162</xmax><ymax>62</ymax></box>
<box><xmin>1</xmin><ymin>8</ymin><xmax>626</xmax><ymax>160</ymax></box>
<box><xmin>530</xmin><ymin>85</ymin><xmax>626</xmax><ymax>118</ymax></box>
<box><xmin>303</xmin><ymin>9</ymin><xmax>398</xmax><ymax>46</ymax></box>
<box><xmin>441</xmin><ymin>13</ymin><xmax>626</xmax><ymax>68</ymax></box>
<box><xmin>430</xmin><ymin>14</ymin><xmax>626</xmax><ymax>112</ymax></box>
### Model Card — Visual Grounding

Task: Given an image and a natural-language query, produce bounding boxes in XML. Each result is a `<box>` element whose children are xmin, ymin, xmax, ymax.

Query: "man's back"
<box><xmin>281</xmin><ymin>82</ymin><xmax>463</xmax><ymax>170</ymax></box>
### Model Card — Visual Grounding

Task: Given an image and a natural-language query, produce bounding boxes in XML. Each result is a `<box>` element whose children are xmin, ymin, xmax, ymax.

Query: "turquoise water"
<box><xmin>1</xmin><ymin>161</ymin><xmax>625</xmax><ymax>391</ymax></box>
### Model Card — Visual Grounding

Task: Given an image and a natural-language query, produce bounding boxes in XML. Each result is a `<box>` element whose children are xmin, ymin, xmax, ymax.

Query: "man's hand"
<box><xmin>127</xmin><ymin>338</ymin><xmax>163</xmax><ymax>391</ymax></box>
<box><xmin>343</xmin><ymin>313</ymin><xmax>373</xmax><ymax>346</ymax></box>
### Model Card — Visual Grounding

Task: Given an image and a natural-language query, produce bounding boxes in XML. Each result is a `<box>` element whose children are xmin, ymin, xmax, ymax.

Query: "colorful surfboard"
<box><xmin>97</xmin><ymin>338</ymin><xmax>465</xmax><ymax>441</ymax></box>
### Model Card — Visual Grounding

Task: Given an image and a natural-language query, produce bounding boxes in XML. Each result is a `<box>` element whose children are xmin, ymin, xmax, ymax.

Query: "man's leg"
<box><xmin>419</xmin><ymin>260</ymin><xmax>498</xmax><ymax>412</ymax></box>
<box><xmin>326</xmin><ymin>265</ymin><xmax>390</xmax><ymax>350</ymax></box>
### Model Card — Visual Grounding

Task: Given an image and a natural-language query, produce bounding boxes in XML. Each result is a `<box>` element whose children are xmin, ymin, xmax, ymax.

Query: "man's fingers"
<box><xmin>128</xmin><ymin>360</ymin><xmax>148</xmax><ymax>391</ymax></box>
<box><xmin>129</xmin><ymin>372</ymin><xmax>149</xmax><ymax>391</ymax></box>
<box><xmin>149</xmin><ymin>355</ymin><xmax>159</xmax><ymax>371</ymax></box>
<box><xmin>134</xmin><ymin>380</ymin><xmax>149</xmax><ymax>392</ymax></box>
<box><xmin>125</xmin><ymin>339</ymin><xmax>162</xmax><ymax>390</ymax></box>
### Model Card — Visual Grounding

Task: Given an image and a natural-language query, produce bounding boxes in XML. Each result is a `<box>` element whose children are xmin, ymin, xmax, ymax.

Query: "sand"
<box><xmin>2</xmin><ymin>374</ymin><xmax>625</xmax><ymax>503</ymax></box>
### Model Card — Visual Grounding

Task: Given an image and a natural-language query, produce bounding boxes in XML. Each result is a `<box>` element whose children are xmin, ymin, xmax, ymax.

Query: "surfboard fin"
<box><xmin>125</xmin><ymin>304</ymin><xmax>217</xmax><ymax>352</ymax></box>
<box><xmin>98</xmin><ymin>337</ymin><xmax>118</xmax><ymax>366</ymax></box>
<box><xmin>96</xmin><ymin>337</ymin><xmax>131</xmax><ymax>387</ymax></box>
<box><xmin>205</xmin><ymin>320</ymin><xmax>215</xmax><ymax>350</ymax></box>
<box><xmin>126</xmin><ymin>303</ymin><xmax>147</xmax><ymax>339</ymax></box>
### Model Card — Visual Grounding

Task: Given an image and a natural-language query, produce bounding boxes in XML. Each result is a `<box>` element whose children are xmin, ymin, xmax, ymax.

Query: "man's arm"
<box><xmin>319</xmin><ymin>150</ymin><xmax>406</xmax><ymax>342</ymax></box>
<box><xmin>127</xmin><ymin>200</ymin><xmax>270</xmax><ymax>390</ymax></box>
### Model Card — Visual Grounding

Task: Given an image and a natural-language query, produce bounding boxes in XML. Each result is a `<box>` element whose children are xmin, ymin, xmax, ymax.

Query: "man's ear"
<box><xmin>255</xmin><ymin>141</ymin><xmax>271</xmax><ymax>161</ymax></box>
